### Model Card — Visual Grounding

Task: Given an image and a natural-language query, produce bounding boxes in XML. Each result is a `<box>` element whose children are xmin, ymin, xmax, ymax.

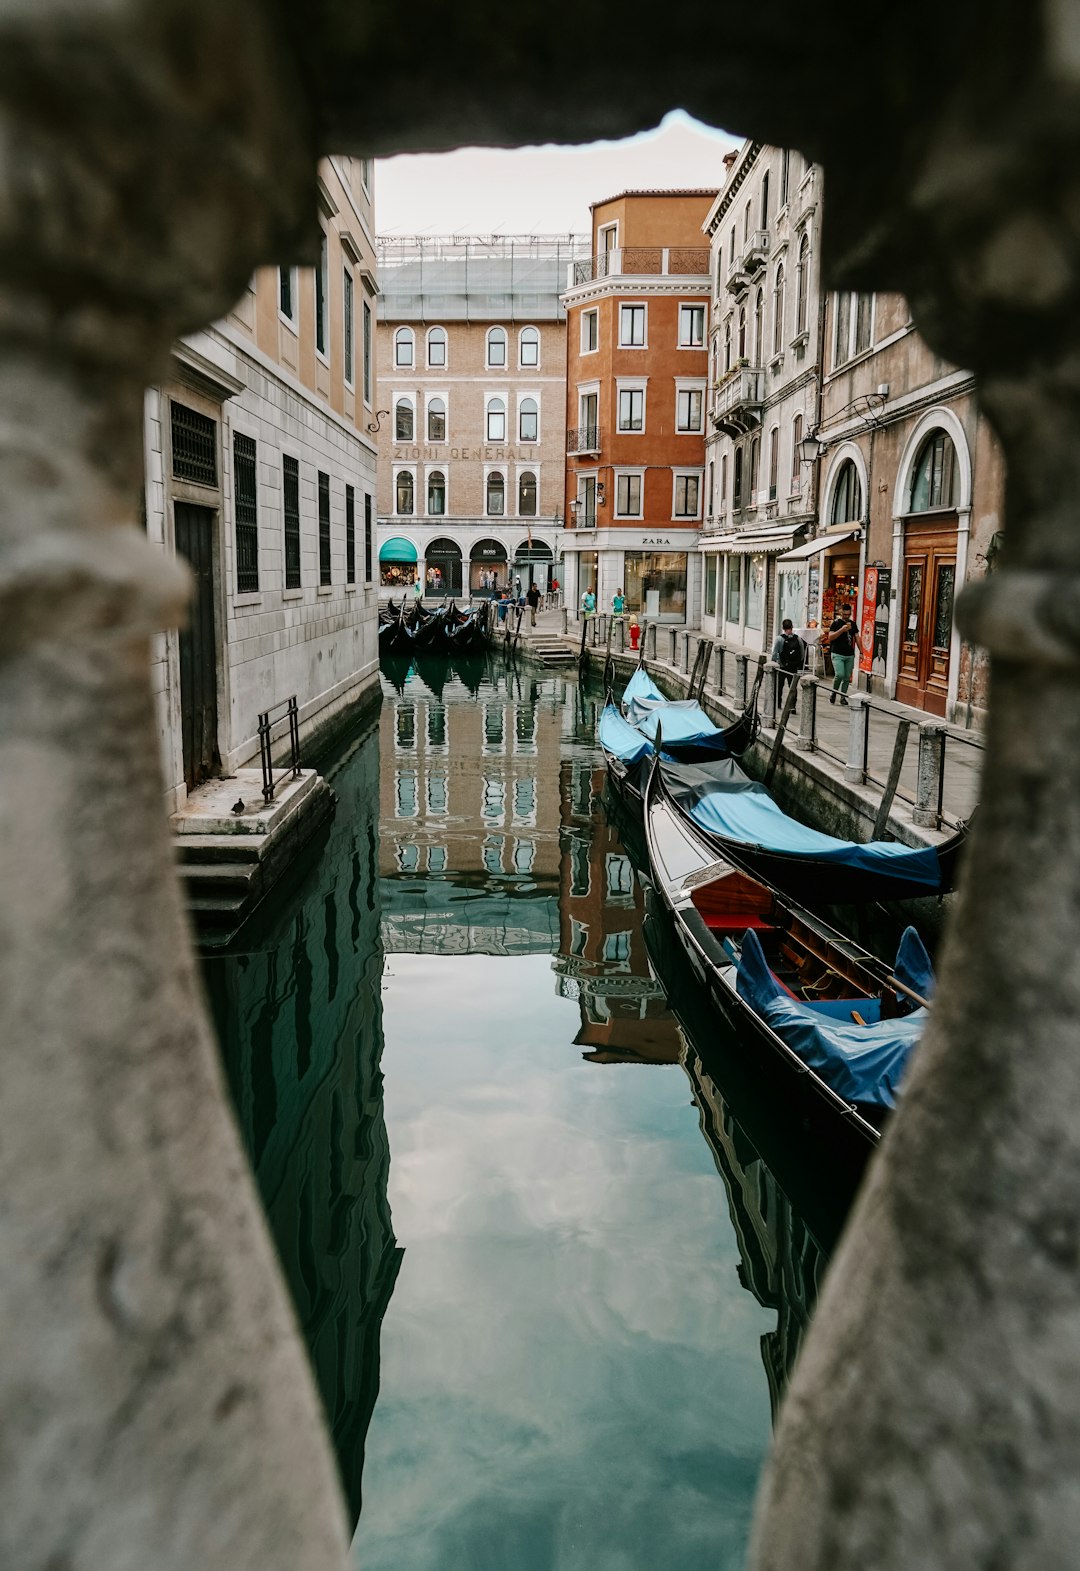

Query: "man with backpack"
<box><xmin>771</xmin><ymin>618</ymin><xmax>805</xmax><ymax>707</ymax></box>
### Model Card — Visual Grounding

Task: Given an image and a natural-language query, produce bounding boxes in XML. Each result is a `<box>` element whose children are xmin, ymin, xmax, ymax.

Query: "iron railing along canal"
<box><xmin>257</xmin><ymin>694</ymin><xmax>301</xmax><ymax>804</ymax></box>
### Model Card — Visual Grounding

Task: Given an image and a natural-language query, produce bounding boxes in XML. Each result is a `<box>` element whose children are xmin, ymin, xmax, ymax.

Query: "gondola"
<box><xmin>644</xmin><ymin>755</ymin><xmax>933</xmax><ymax>1171</ymax></box>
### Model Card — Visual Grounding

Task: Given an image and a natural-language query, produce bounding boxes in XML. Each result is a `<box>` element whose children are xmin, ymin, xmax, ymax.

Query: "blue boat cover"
<box><xmin>669</xmin><ymin>767</ymin><xmax>942</xmax><ymax>889</ymax></box>
<box><xmin>735</xmin><ymin>927</ymin><xmax>931</xmax><ymax>1109</ymax></box>
<box><xmin>620</xmin><ymin>671</ymin><xmax>730</xmax><ymax>750</ymax></box>
<box><xmin>599</xmin><ymin>703</ymin><xmax>656</xmax><ymax>767</ymax></box>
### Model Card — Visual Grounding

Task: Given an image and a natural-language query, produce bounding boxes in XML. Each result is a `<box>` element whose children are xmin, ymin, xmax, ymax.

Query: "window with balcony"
<box><xmin>487</xmin><ymin>326</ymin><xmax>507</xmax><ymax>367</ymax></box>
<box><xmin>577</xmin><ymin>475</ymin><xmax>597</xmax><ymax>528</ymax></box>
<box><xmin>427</xmin><ymin>326</ymin><xmax>447</xmax><ymax>367</ymax></box>
<box><xmin>618</xmin><ymin>387</ymin><xmax>644</xmax><ymax>431</ymax></box>
<box><xmin>581</xmin><ymin>309</ymin><xmax>598</xmax><ymax>353</ymax></box>
<box><xmin>619</xmin><ymin>303</ymin><xmax>646</xmax><ymax>347</ymax></box>
<box><xmin>395</xmin><ymin>398</ymin><xmax>414</xmax><ymax>442</ymax></box>
<box><xmin>518</xmin><ymin>397</ymin><xmax>538</xmax><ymax>443</ymax></box>
<box><xmin>577</xmin><ymin>391</ymin><xmax>599</xmax><ymax>449</ymax></box>
<box><xmin>674</xmin><ymin>473</ymin><xmax>701</xmax><ymax>518</ymax></box>
<box><xmin>428</xmin><ymin>470</ymin><xmax>446</xmax><ymax>516</ymax></box>
<box><xmin>394</xmin><ymin>326</ymin><xmax>414</xmax><ymax>367</ymax></box>
<box><xmin>519</xmin><ymin>325</ymin><xmax>540</xmax><ymax>367</ymax></box>
<box><xmin>679</xmin><ymin>303</ymin><xmax>705</xmax><ymax>346</ymax></box>
<box><xmin>676</xmin><ymin>388</ymin><xmax>704</xmax><ymax>433</ymax></box>
<box><xmin>427</xmin><ymin>396</ymin><xmax>446</xmax><ymax>443</ymax></box>
<box><xmin>615</xmin><ymin>472</ymin><xmax>642</xmax><ymax>517</ymax></box>
<box><xmin>486</xmin><ymin>471</ymin><xmax>505</xmax><ymax>516</ymax></box>
<box><xmin>519</xmin><ymin>471</ymin><xmax>537</xmax><ymax>516</ymax></box>
<box><xmin>395</xmin><ymin>469</ymin><xmax>414</xmax><ymax>515</ymax></box>
<box><xmin>486</xmin><ymin>397</ymin><xmax>506</xmax><ymax>442</ymax></box>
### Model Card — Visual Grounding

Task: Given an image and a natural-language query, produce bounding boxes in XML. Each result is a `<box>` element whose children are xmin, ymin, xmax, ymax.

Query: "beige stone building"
<box><xmin>375</xmin><ymin>236</ymin><xmax>583</xmax><ymax>598</ymax></box>
<box><xmin>147</xmin><ymin>156</ymin><xmax>380</xmax><ymax>811</ymax></box>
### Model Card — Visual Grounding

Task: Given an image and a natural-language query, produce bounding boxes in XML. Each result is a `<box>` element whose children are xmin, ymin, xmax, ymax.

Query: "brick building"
<box><xmin>375</xmin><ymin>236</ymin><xmax>583</xmax><ymax>599</ymax></box>
<box><xmin>560</xmin><ymin>190</ymin><xmax>716</xmax><ymax>622</ymax></box>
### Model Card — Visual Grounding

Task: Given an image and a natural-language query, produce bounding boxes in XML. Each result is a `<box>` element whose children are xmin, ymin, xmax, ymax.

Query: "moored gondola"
<box><xmin>643</xmin><ymin>756</ymin><xmax>933</xmax><ymax>1172</ymax></box>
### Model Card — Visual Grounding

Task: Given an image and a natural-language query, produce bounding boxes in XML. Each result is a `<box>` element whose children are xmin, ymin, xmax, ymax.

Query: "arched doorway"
<box><xmin>512</xmin><ymin>538</ymin><xmax>554</xmax><ymax>591</ymax></box>
<box><xmin>425</xmin><ymin>537</ymin><xmax>462</xmax><ymax>597</ymax></box>
<box><xmin>895</xmin><ymin>428</ymin><xmax>961</xmax><ymax>715</ymax></box>
<box><xmin>470</xmin><ymin>537</ymin><xmax>508</xmax><ymax>596</ymax></box>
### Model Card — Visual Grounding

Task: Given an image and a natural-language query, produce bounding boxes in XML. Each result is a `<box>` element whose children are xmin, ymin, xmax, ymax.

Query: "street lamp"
<box><xmin>798</xmin><ymin>428</ymin><xmax>827</xmax><ymax>464</ymax></box>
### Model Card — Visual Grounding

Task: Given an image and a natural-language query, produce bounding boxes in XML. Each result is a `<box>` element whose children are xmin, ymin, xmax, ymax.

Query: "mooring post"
<box><xmin>796</xmin><ymin>675</ymin><xmax>817</xmax><ymax>751</ymax></box>
<box><xmin>711</xmin><ymin>642</ymin><xmax>725</xmax><ymax>695</ymax></box>
<box><xmin>845</xmin><ymin>693</ymin><xmax>870</xmax><ymax>784</ymax></box>
<box><xmin>734</xmin><ymin>653</ymin><xmax>749</xmax><ymax>709</ymax></box>
<box><xmin>561</xmin><ymin>607</ymin><xmax>568</xmax><ymax>635</ymax></box>
<box><xmin>646</xmin><ymin>623</ymin><xmax>657</xmax><ymax>661</ymax></box>
<box><xmin>761</xmin><ymin>665</ymin><xmax>777</xmax><ymax>728</ymax></box>
<box><xmin>913</xmin><ymin>723</ymin><xmax>947</xmax><ymax>827</ymax></box>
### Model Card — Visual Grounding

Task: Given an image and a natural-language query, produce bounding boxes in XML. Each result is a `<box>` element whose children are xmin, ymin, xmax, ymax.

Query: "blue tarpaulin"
<box><xmin>599</xmin><ymin>703</ymin><xmax>657</xmax><ymax>767</ymax></box>
<box><xmin>669</xmin><ymin>768</ymin><xmax>943</xmax><ymax>888</ymax></box>
<box><xmin>735</xmin><ymin>927</ymin><xmax>931</xmax><ymax>1109</ymax></box>
<box><xmin>621</xmin><ymin>669</ymin><xmax>729</xmax><ymax>750</ymax></box>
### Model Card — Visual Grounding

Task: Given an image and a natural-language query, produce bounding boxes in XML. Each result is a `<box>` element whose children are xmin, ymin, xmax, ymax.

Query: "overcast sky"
<box><xmin>374</xmin><ymin>111</ymin><xmax>738</xmax><ymax>238</ymax></box>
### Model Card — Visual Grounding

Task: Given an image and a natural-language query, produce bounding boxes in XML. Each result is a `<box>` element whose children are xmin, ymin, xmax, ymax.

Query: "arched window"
<box><xmin>486</xmin><ymin>472</ymin><xmax>505</xmax><ymax>516</ymax></box>
<box><xmin>394</xmin><ymin>327</ymin><xmax>414</xmax><ymax>368</ymax></box>
<box><xmin>519</xmin><ymin>326</ymin><xmax>540</xmax><ymax>368</ymax></box>
<box><xmin>427</xmin><ymin>470</ymin><xmax>446</xmax><ymax>516</ymax></box>
<box><xmin>768</xmin><ymin>426</ymin><xmax>779</xmax><ymax>500</ymax></box>
<box><xmin>760</xmin><ymin>171</ymin><xmax>770</xmax><ymax>229</ymax></box>
<box><xmin>831</xmin><ymin>459</ymin><xmax>863</xmax><ymax>523</ymax></box>
<box><xmin>795</xmin><ymin>235</ymin><xmax>810</xmax><ymax>335</ymax></box>
<box><xmin>743</xmin><ymin>199</ymin><xmax>752</xmax><ymax>241</ymax></box>
<box><xmin>772</xmin><ymin>264</ymin><xmax>785</xmax><ymax>356</ymax></box>
<box><xmin>754</xmin><ymin>288</ymin><xmax>764</xmax><ymax>363</ymax></box>
<box><xmin>427</xmin><ymin>396</ymin><xmax>446</xmax><ymax>443</ymax></box>
<box><xmin>749</xmin><ymin>435</ymin><xmax>760</xmax><ymax>495</ymax></box>
<box><xmin>518</xmin><ymin>471</ymin><xmax>537</xmax><ymax>516</ymax></box>
<box><xmin>733</xmin><ymin>445</ymin><xmax>744</xmax><ymax>509</ymax></box>
<box><xmin>487</xmin><ymin>327</ymin><xmax>507</xmax><ymax>368</ymax></box>
<box><xmin>519</xmin><ymin>397</ymin><xmax>538</xmax><ymax>442</ymax></box>
<box><xmin>791</xmin><ymin>414</ymin><xmax>803</xmax><ymax>483</ymax></box>
<box><xmin>486</xmin><ymin>397</ymin><xmax>506</xmax><ymax>442</ymax></box>
<box><xmin>910</xmin><ymin>431</ymin><xmax>958</xmax><ymax>512</ymax></box>
<box><xmin>723</xmin><ymin>318</ymin><xmax>732</xmax><ymax>371</ymax></box>
<box><xmin>395</xmin><ymin>470</ymin><xmax>414</xmax><ymax>515</ymax></box>
<box><xmin>394</xmin><ymin>398</ymin><xmax>414</xmax><ymax>442</ymax></box>
<box><xmin>738</xmin><ymin>306</ymin><xmax>747</xmax><ymax>359</ymax></box>
<box><xmin>426</xmin><ymin>326</ymin><xmax>447</xmax><ymax>368</ymax></box>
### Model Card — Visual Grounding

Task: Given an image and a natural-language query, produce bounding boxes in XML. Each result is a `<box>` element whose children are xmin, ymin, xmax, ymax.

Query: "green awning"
<box><xmin>379</xmin><ymin>536</ymin><xmax>418</xmax><ymax>564</ymax></box>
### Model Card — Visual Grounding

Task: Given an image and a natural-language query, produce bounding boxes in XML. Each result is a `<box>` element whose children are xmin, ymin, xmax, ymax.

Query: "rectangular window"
<box><xmin>619</xmin><ymin>303</ymin><xmax>646</xmax><ymax>347</ymax></box>
<box><xmin>855</xmin><ymin>291</ymin><xmax>873</xmax><ymax>354</ymax></box>
<box><xmin>318</xmin><ymin>469</ymin><xmax>331</xmax><ymax>586</ymax></box>
<box><xmin>676</xmin><ymin>388</ymin><xmax>704</xmax><ymax>433</ymax></box>
<box><xmin>582</xmin><ymin>309</ymin><xmax>598</xmax><ymax>353</ymax></box>
<box><xmin>618</xmin><ymin>388</ymin><xmax>644</xmax><ymax>431</ymax></box>
<box><xmin>679</xmin><ymin>304</ymin><xmax>705</xmax><ymax>346</ymax></box>
<box><xmin>746</xmin><ymin>554</ymin><xmax>765</xmax><ymax>629</ymax></box>
<box><xmin>362</xmin><ymin>299</ymin><xmax>372</xmax><ymax>402</ymax></box>
<box><xmin>315</xmin><ymin>231</ymin><xmax>328</xmax><ymax>358</ymax></box>
<box><xmin>726</xmin><ymin>556</ymin><xmax>742</xmax><ymax>621</ymax></box>
<box><xmin>578</xmin><ymin>475</ymin><xmax>597</xmax><ymax>528</ymax></box>
<box><xmin>283</xmin><ymin>454</ymin><xmax>301</xmax><ymax>590</ymax></box>
<box><xmin>232</xmin><ymin>432</ymin><xmax>259</xmax><ymax>594</ymax></box>
<box><xmin>345</xmin><ymin>484</ymin><xmax>355</xmax><ymax>585</ymax></box>
<box><xmin>171</xmin><ymin>401</ymin><xmax>217</xmax><ymax>486</ymax></box>
<box><xmin>674</xmin><ymin>474</ymin><xmax>700</xmax><ymax>517</ymax></box>
<box><xmin>364</xmin><ymin>492</ymin><xmax>373</xmax><ymax>582</ymax></box>
<box><xmin>343</xmin><ymin>268</ymin><xmax>354</xmax><ymax>387</ymax></box>
<box><xmin>279</xmin><ymin>266</ymin><xmax>294</xmax><ymax>321</ymax></box>
<box><xmin>579</xmin><ymin>391</ymin><xmax>598</xmax><ymax>447</ymax></box>
<box><xmin>705</xmin><ymin>553</ymin><xmax>718</xmax><ymax>616</ymax></box>
<box><xmin>615</xmin><ymin>473</ymin><xmax>642</xmax><ymax>517</ymax></box>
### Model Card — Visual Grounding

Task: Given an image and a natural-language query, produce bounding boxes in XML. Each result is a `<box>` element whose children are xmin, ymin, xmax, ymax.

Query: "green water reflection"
<box><xmin>202</xmin><ymin>654</ymin><xmax>829</xmax><ymax>1567</ymax></box>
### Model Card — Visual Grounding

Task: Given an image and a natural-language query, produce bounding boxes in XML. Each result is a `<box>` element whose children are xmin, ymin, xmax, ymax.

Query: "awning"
<box><xmin>379</xmin><ymin>536</ymin><xmax>418</xmax><ymax>564</ymax></box>
<box><xmin>776</xmin><ymin>528</ymin><xmax>858</xmax><ymax>564</ymax></box>
<box><xmin>700</xmin><ymin>524</ymin><xmax>805</xmax><ymax>556</ymax></box>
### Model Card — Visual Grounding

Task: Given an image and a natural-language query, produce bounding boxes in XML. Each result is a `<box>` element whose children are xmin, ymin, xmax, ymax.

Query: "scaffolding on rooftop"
<box><xmin>377</xmin><ymin>233</ymin><xmax>588</xmax><ymax>322</ymax></box>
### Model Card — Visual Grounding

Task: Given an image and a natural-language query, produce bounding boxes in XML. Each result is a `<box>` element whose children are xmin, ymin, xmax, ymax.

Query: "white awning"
<box><xmin>776</xmin><ymin>528</ymin><xmax>858</xmax><ymax>563</ymax></box>
<box><xmin>699</xmin><ymin>524</ymin><xmax>804</xmax><ymax>555</ymax></box>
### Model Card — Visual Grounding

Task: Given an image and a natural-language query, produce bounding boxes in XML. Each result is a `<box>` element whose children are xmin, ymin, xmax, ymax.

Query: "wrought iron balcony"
<box><xmin>712</xmin><ymin>367</ymin><xmax>764</xmax><ymax>435</ymax></box>
<box><xmin>567</xmin><ymin>424</ymin><xmax>602</xmax><ymax>455</ymax></box>
<box><xmin>742</xmin><ymin>229</ymin><xmax>770</xmax><ymax>274</ymax></box>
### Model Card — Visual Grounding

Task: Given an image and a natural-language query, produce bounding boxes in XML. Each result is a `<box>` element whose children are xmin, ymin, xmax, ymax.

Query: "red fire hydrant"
<box><xmin>629</xmin><ymin>620</ymin><xmax>641</xmax><ymax>651</ymax></box>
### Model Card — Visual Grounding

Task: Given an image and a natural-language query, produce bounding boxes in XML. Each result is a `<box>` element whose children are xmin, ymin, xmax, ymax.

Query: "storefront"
<box><xmin>470</xmin><ymin>537</ymin><xmax>508</xmax><ymax>595</ymax></box>
<box><xmin>623</xmin><ymin>551</ymin><xmax>687</xmax><ymax>620</ymax></box>
<box><xmin>379</xmin><ymin>535</ymin><xmax>418</xmax><ymax>589</ymax></box>
<box><xmin>774</xmin><ymin>526</ymin><xmax>859</xmax><ymax>643</ymax></box>
<box><xmin>576</xmin><ymin>549</ymin><xmax>599</xmax><ymax>603</ymax></box>
<box><xmin>513</xmin><ymin>538</ymin><xmax>555</xmax><ymax>591</ymax></box>
<box><xmin>425</xmin><ymin>537</ymin><xmax>462</xmax><ymax>597</ymax></box>
<box><xmin>703</xmin><ymin>523</ymin><xmax>808</xmax><ymax>650</ymax></box>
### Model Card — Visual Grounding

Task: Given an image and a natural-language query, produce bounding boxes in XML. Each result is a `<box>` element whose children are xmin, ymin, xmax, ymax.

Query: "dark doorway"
<box><xmin>175</xmin><ymin>502</ymin><xmax>220</xmax><ymax>790</ymax></box>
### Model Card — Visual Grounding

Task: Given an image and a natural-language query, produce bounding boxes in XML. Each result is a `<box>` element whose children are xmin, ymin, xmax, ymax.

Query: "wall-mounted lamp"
<box><xmin>569</xmin><ymin>498</ymin><xmax>579</xmax><ymax>517</ymax></box>
<box><xmin>797</xmin><ymin>390</ymin><xmax>889</xmax><ymax>465</ymax></box>
<box><xmin>366</xmin><ymin>408</ymin><xmax>391</xmax><ymax>435</ymax></box>
<box><xmin>553</xmin><ymin>506</ymin><xmax>562</xmax><ymax>527</ymax></box>
<box><xmin>798</xmin><ymin>429</ymin><xmax>827</xmax><ymax>464</ymax></box>
<box><xmin>595</xmin><ymin>480</ymin><xmax>606</xmax><ymax>505</ymax></box>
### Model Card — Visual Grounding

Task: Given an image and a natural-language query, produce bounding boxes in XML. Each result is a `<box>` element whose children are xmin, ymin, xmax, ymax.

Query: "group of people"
<box><xmin>769</xmin><ymin>603</ymin><xmax>861</xmax><ymax>705</ymax></box>
<box><xmin>580</xmin><ymin>587</ymin><xmax>627</xmax><ymax>617</ymax></box>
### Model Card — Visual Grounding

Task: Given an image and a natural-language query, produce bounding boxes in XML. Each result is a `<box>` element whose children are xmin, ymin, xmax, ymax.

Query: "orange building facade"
<box><xmin>560</xmin><ymin>191</ymin><xmax>716</xmax><ymax>622</ymax></box>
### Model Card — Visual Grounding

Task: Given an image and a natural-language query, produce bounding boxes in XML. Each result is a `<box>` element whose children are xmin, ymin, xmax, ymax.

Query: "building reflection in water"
<box><xmin>201</xmin><ymin>707</ymin><xmax>401</xmax><ymax>1528</ymax></box>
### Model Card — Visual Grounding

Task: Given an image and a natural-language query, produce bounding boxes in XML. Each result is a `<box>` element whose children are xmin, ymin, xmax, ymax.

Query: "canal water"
<box><xmin>201</xmin><ymin>652</ymin><xmax>833</xmax><ymax>1571</ymax></box>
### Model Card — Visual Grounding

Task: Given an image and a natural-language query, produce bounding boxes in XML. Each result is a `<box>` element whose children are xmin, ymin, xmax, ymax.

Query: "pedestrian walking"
<box><xmin>526</xmin><ymin>581</ymin><xmax>541</xmax><ymax>627</ymax></box>
<box><xmin>822</xmin><ymin>602</ymin><xmax>862</xmax><ymax>704</ymax></box>
<box><xmin>580</xmin><ymin>588</ymin><xmax>596</xmax><ymax>618</ymax></box>
<box><xmin>770</xmin><ymin>618</ymin><xmax>805</xmax><ymax>706</ymax></box>
<box><xmin>612</xmin><ymin>588</ymin><xmax>626</xmax><ymax>616</ymax></box>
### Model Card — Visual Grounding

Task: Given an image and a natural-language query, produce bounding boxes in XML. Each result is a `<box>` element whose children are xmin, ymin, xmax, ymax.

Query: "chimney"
<box><xmin>722</xmin><ymin>150</ymin><xmax>738</xmax><ymax>173</ymax></box>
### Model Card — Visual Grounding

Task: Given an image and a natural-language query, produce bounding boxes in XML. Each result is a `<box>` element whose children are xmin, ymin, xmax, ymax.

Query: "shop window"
<box><xmin>705</xmin><ymin>554</ymin><xmax>718</xmax><ymax>617</ymax></box>
<box><xmin>624</xmin><ymin>551</ymin><xmax>688</xmax><ymax>619</ymax></box>
<box><xmin>726</xmin><ymin>556</ymin><xmax>742</xmax><ymax>622</ymax></box>
<box><xmin>745</xmin><ymin>554</ymin><xmax>765</xmax><ymax>630</ymax></box>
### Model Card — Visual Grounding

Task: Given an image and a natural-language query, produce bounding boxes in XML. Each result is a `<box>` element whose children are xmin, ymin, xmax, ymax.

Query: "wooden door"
<box><xmin>895</xmin><ymin>519</ymin><xmax>957</xmax><ymax>717</ymax></box>
<box><xmin>174</xmin><ymin>502</ymin><xmax>220</xmax><ymax>790</ymax></box>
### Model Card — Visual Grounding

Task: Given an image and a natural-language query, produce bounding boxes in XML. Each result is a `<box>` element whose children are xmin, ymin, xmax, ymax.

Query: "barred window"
<box><xmin>346</xmin><ymin>484</ymin><xmax>355</xmax><ymax>584</ymax></box>
<box><xmin>233</xmin><ymin>432</ymin><xmax>258</xmax><ymax>594</ymax></box>
<box><xmin>364</xmin><ymin>492</ymin><xmax>373</xmax><ymax>581</ymax></box>
<box><xmin>283</xmin><ymin>454</ymin><xmax>301</xmax><ymax>589</ymax></box>
<box><xmin>171</xmin><ymin>401</ymin><xmax>217</xmax><ymax>486</ymax></box>
<box><xmin>318</xmin><ymin>470</ymin><xmax>331</xmax><ymax>586</ymax></box>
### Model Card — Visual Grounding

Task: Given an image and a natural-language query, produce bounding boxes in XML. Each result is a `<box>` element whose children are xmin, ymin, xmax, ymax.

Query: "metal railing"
<box><xmin>257</xmin><ymin>695</ymin><xmax>302</xmax><ymax>805</ymax></box>
<box><xmin>567</xmin><ymin>424</ymin><xmax>602</xmax><ymax>454</ymax></box>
